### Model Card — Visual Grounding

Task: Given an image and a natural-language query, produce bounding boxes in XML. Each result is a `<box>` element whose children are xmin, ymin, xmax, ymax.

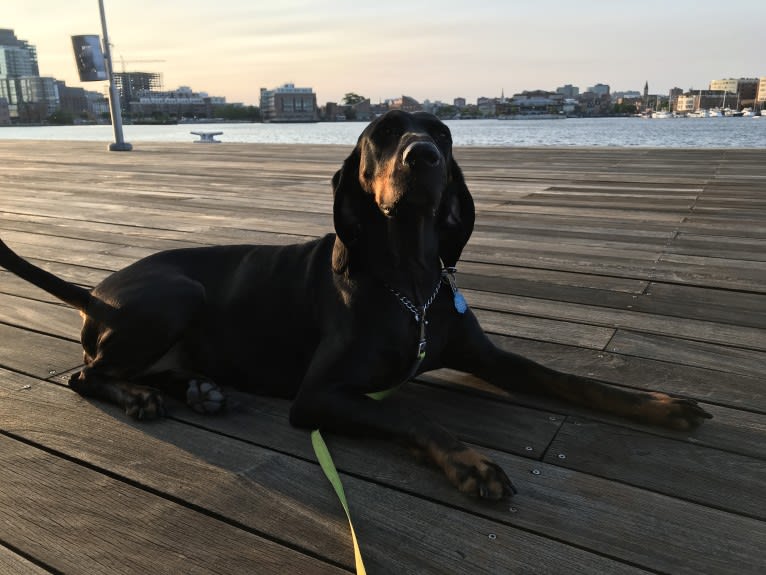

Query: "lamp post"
<box><xmin>98</xmin><ymin>0</ymin><xmax>132</xmax><ymax>151</ymax></box>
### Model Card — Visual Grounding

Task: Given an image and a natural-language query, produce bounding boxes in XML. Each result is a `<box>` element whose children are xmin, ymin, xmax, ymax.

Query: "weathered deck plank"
<box><xmin>0</xmin><ymin>546</ymin><xmax>49</xmax><ymax>575</ymax></box>
<box><xmin>0</xmin><ymin>435</ymin><xmax>347</xmax><ymax>575</ymax></box>
<box><xmin>0</xmin><ymin>141</ymin><xmax>764</xmax><ymax>574</ymax></box>
<box><xmin>544</xmin><ymin>419</ymin><xmax>766</xmax><ymax>519</ymax></box>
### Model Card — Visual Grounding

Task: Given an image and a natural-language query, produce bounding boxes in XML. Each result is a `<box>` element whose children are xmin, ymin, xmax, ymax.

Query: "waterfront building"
<box><xmin>387</xmin><ymin>95</ymin><xmax>422</xmax><ymax>113</ymax></box>
<box><xmin>17</xmin><ymin>76</ymin><xmax>59</xmax><ymax>121</ymax></box>
<box><xmin>348</xmin><ymin>99</ymin><xmax>371</xmax><ymax>121</ymax></box>
<box><xmin>128</xmin><ymin>86</ymin><xmax>225</xmax><ymax>120</ymax></box>
<box><xmin>260</xmin><ymin>83</ymin><xmax>317</xmax><ymax>122</ymax></box>
<box><xmin>562</xmin><ymin>98</ymin><xmax>579</xmax><ymax>116</ymax></box>
<box><xmin>709</xmin><ymin>78</ymin><xmax>740</xmax><ymax>93</ymax></box>
<box><xmin>453</xmin><ymin>97</ymin><xmax>466</xmax><ymax>109</ymax></box>
<box><xmin>498</xmin><ymin>90</ymin><xmax>565</xmax><ymax>118</ymax></box>
<box><xmin>675</xmin><ymin>94</ymin><xmax>696</xmax><ymax>114</ymax></box>
<box><xmin>55</xmin><ymin>82</ymin><xmax>109</xmax><ymax>122</ymax></box>
<box><xmin>586</xmin><ymin>83</ymin><xmax>610</xmax><ymax>97</ymax></box>
<box><xmin>56</xmin><ymin>82</ymin><xmax>88</xmax><ymax>118</ymax></box>
<box><xmin>114</xmin><ymin>72</ymin><xmax>163</xmax><ymax>106</ymax></box>
<box><xmin>369</xmin><ymin>101</ymin><xmax>390</xmax><ymax>117</ymax></box>
<box><xmin>556</xmin><ymin>84</ymin><xmax>580</xmax><ymax>98</ymax></box>
<box><xmin>85</xmin><ymin>90</ymin><xmax>110</xmax><ymax>118</ymax></box>
<box><xmin>579</xmin><ymin>88</ymin><xmax>612</xmax><ymax>116</ymax></box>
<box><xmin>0</xmin><ymin>97</ymin><xmax>10</xmax><ymax>124</ymax></box>
<box><xmin>613</xmin><ymin>90</ymin><xmax>642</xmax><ymax>100</ymax></box>
<box><xmin>709</xmin><ymin>78</ymin><xmax>759</xmax><ymax>107</ymax></box>
<box><xmin>421</xmin><ymin>99</ymin><xmax>450</xmax><ymax>115</ymax></box>
<box><xmin>321</xmin><ymin>98</ymin><xmax>370</xmax><ymax>122</ymax></box>
<box><xmin>669</xmin><ymin>87</ymin><xmax>684</xmax><ymax>111</ymax></box>
<box><xmin>0</xmin><ymin>28</ymin><xmax>58</xmax><ymax>120</ymax></box>
<box><xmin>0</xmin><ymin>29</ymin><xmax>38</xmax><ymax>76</ymax></box>
<box><xmin>757</xmin><ymin>78</ymin><xmax>766</xmax><ymax>107</ymax></box>
<box><xmin>476</xmin><ymin>96</ymin><xmax>498</xmax><ymax>116</ymax></box>
<box><xmin>676</xmin><ymin>89</ymin><xmax>735</xmax><ymax>113</ymax></box>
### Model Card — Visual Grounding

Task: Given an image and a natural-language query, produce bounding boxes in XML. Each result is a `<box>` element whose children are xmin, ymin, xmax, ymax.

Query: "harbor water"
<box><xmin>1</xmin><ymin>116</ymin><xmax>765</xmax><ymax>148</ymax></box>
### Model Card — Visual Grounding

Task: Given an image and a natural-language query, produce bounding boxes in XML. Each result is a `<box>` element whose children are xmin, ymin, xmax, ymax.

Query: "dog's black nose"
<box><xmin>402</xmin><ymin>141</ymin><xmax>441</xmax><ymax>169</ymax></box>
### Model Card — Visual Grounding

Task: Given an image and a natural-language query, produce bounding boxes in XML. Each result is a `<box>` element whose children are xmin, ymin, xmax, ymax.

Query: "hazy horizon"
<box><xmin>4</xmin><ymin>0</ymin><xmax>765</xmax><ymax>106</ymax></box>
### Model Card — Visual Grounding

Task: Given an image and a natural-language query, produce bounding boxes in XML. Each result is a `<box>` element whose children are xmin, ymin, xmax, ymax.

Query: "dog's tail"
<box><xmin>0</xmin><ymin>238</ymin><xmax>91</xmax><ymax>312</ymax></box>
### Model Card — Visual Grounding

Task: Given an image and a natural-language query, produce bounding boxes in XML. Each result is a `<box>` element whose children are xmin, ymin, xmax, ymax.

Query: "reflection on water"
<box><xmin>0</xmin><ymin>117</ymin><xmax>764</xmax><ymax>148</ymax></box>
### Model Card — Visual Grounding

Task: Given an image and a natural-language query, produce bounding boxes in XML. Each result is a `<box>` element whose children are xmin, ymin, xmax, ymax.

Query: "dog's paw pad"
<box><xmin>124</xmin><ymin>387</ymin><xmax>165</xmax><ymax>421</ymax></box>
<box><xmin>186</xmin><ymin>379</ymin><xmax>226</xmax><ymax>414</ymax></box>
<box><xmin>445</xmin><ymin>448</ymin><xmax>517</xmax><ymax>500</ymax></box>
<box><xmin>646</xmin><ymin>392</ymin><xmax>713</xmax><ymax>430</ymax></box>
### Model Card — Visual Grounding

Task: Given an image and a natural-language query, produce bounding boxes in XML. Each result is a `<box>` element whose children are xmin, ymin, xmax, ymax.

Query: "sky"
<box><xmin>4</xmin><ymin>0</ymin><xmax>765</xmax><ymax>106</ymax></box>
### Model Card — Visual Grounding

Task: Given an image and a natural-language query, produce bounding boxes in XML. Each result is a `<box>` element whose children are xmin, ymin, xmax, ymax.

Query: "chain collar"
<box><xmin>385</xmin><ymin>276</ymin><xmax>441</xmax><ymax>380</ymax></box>
<box><xmin>381</xmin><ymin>266</ymin><xmax>467</xmax><ymax>387</ymax></box>
<box><xmin>385</xmin><ymin>276</ymin><xmax>444</xmax><ymax>324</ymax></box>
<box><xmin>374</xmin><ymin>266</ymin><xmax>468</xmax><ymax>392</ymax></box>
<box><xmin>385</xmin><ymin>264</ymin><xmax>466</xmax><ymax>322</ymax></box>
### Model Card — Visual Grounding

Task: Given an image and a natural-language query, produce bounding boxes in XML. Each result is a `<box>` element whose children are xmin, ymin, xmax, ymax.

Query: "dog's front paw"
<box><xmin>642</xmin><ymin>392</ymin><xmax>713</xmax><ymax>430</ymax></box>
<box><xmin>123</xmin><ymin>386</ymin><xmax>166</xmax><ymax>420</ymax></box>
<box><xmin>443</xmin><ymin>448</ymin><xmax>517</xmax><ymax>500</ymax></box>
<box><xmin>186</xmin><ymin>379</ymin><xmax>226</xmax><ymax>414</ymax></box>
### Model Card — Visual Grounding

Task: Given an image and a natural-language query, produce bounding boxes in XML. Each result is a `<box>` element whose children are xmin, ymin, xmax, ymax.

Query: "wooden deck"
<box><xmin>0</xmin><ymin>140</ymin><xmax>763</xmax><ymax>574</ymax></box>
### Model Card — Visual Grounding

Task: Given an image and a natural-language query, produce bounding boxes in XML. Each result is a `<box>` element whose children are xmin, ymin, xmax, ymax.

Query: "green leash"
<box><xmin>311</xmin><ymin>429</ymin><xmax>368</xmax><ymax>575</ymax></box>
<box><xmin>311</xmin><ymin>385</ymin><xmax>400</xmax><ymax>574</ymax></box>
<box><xmin>312</xmin><ymin>383</ymin><xmax>403</xmax><ymax>574</ymax></box>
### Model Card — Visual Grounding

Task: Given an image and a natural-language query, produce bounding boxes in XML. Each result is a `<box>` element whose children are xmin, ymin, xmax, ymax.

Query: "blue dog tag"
<box><xmin>443</xmin><ymin>267</ymin><xmax>468</xmax><ymax>314</ymax></box>
<box><xmin>453</xmin><ymin>291</ymin><xmax>468</xmax><ymax>314</ymax></box>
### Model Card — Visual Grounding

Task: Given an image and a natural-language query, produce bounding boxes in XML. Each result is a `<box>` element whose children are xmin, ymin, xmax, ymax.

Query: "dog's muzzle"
<box><xmin>401</xmin><ymin>141</ymin><xmax>442</xmax><ymax>169</ymax></box>
<box><xmin>378</xmin><ymin>140</ymin><xmax>445</xmax><ymax>217</ymax></box>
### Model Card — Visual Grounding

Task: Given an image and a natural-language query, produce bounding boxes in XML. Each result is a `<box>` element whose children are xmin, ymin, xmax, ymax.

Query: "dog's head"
<box><xmin>332</xmin><ymin>110</ymin><xmax>475</xmax><ymax>274</ymax></box>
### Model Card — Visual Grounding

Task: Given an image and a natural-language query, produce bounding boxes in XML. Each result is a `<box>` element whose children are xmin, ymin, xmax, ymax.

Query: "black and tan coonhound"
<box><xmin>0</xmin><ymin>110</ymin><xmax>711</xmax><ymax>499</ymax></box>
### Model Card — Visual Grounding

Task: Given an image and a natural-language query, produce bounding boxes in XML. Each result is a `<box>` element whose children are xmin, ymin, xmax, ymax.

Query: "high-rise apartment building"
<box><xmin>0</xmin><ymin>29</ymin><xmax>39</xmax><ymax>76</ymax></box>
<box><xmin>0</xmin><ymin>28</ymin><xmax>58</xmax><ymax>120</ymax></box>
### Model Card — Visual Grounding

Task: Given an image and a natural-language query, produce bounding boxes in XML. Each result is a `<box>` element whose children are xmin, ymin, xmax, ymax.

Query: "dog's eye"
<box><xmin>430</xmin><ymin>127</ymin><xmax>451</xmax><ymax>142</ymax></box>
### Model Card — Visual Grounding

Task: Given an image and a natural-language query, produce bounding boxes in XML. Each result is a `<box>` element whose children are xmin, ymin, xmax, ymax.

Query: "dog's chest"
<box><xmin>363</xmin><ymin>294</ymin><xmax>454</xmax><ymax>386</ymax></box>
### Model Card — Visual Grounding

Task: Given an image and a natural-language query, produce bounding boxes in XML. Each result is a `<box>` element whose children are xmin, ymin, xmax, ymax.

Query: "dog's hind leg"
<box><xmin>139</xmin><ymin>368</ymin><xmax>227</xmax><ymax>415</ymax></box>
<box><xmin>71</xmin><ymin>275</ymin><xmax>218</xmax><ymax>419</ymax></box>
<box><xmin>69</xmin><ymin>368</ymin><xmax>166</xmax><ymax>420</ymax></box>
<box><xmin>70</xmin><ymin>367</ymin><xmax>227</xmax><ymax>420</ymax></box>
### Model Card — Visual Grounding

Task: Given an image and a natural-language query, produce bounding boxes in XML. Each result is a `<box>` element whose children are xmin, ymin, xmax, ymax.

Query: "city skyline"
<box><xmin>4</xmin><ymin>0</ymin><xmax>765</xmax><ymax>106</ymax></box>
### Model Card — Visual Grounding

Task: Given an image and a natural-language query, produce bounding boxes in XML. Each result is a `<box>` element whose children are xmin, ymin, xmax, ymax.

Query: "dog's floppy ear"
<box><xmin>332</xmin><ymin>147</ymin><xmax>365</xmax><ymax>274</ymax></box>
<box><xmin>438</xmin><ymin>157</ymin><xmax>475</xmax><ymax>268</ymax></box>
